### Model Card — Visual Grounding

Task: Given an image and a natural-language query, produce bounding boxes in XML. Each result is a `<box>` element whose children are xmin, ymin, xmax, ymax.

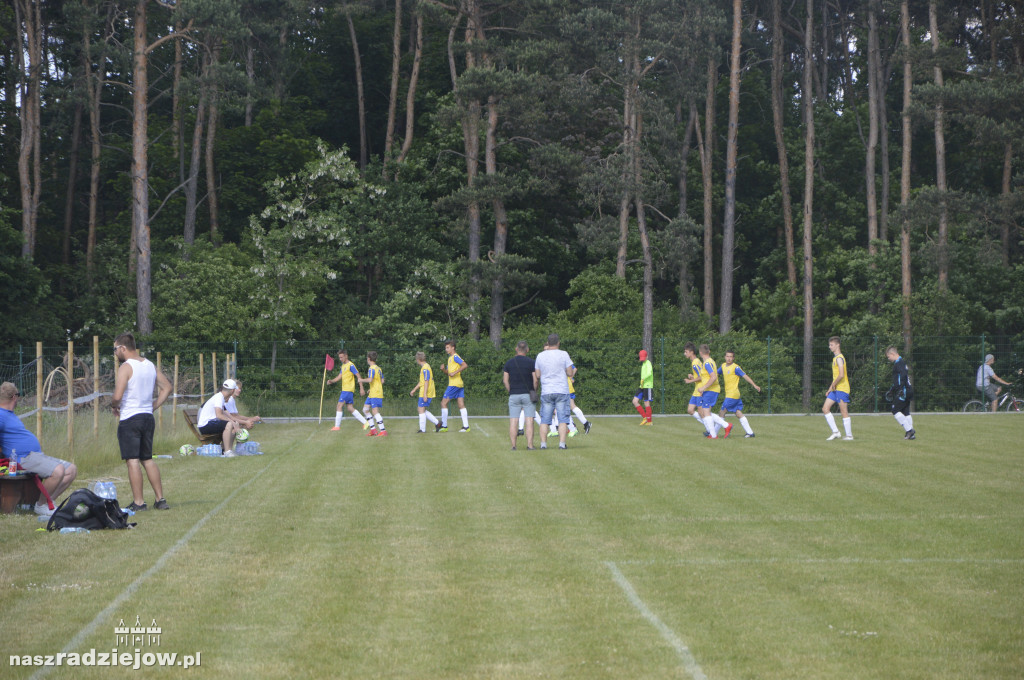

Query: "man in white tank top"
<box><xmin>112</xmin><ymin>333</ymin><xmax>172</xmax><ymax>511</ymax></box>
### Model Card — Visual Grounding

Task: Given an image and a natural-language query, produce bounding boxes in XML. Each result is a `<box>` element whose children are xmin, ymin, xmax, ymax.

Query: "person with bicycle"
<box><xmin>885</xmin><ymin>347</ymin><xmax>915</xmax><ymax>439</ymax></box>
<box><xmin>976</xmin><ymin>354</ymin><xmax>1012</xmax><ymax>412</ymax></box>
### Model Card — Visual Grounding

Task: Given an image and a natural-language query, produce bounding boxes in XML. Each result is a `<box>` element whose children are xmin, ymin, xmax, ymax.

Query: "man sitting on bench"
<box><xmin>225</xmin><ymin>379</ymin><xmax>261</xmax><ymax>429</ymax></box>
<box><xmin>0</xmin><ymin>382</ymin><xmax>78</xmax><ymax>516</ymax></box>
<box><xmin>198</xmin><ymin>380</ymin><xmax>241</xmax><ymax>457</ymax></box>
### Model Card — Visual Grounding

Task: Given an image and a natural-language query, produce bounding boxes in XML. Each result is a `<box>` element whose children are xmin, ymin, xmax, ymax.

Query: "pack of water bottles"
<box><xmin>196</xmin><ymin>444</ymin><xmax>222</xmax><ymax>457</ymax></box>
<box><xmin>236</xmin><ymin>441</ymin><xmax>263</xmax><ymax>455</ymax></box>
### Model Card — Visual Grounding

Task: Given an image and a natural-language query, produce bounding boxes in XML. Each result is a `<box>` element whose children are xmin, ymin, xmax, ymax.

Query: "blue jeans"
<box><xmin>539</xmin><ymin>393</ymin><xmax>570</xmax><ymax>426</ymax></box>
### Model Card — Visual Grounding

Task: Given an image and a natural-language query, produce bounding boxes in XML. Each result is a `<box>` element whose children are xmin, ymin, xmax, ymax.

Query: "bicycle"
<box><xmin>963</xmin><ymin>383</ymin><xmax>1023</xmax><ymax>412</ymax></box>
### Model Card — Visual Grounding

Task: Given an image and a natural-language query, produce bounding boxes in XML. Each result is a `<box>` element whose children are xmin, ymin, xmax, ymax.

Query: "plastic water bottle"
<box><xmin>92</xmin><ymin>481</ymin><xmax>117</xmax><ymax>501</ymax></box>
<box><xmin>59</xmin><ymin>527</ymin><xmax>90</xmax><ymax>534</ymax></box>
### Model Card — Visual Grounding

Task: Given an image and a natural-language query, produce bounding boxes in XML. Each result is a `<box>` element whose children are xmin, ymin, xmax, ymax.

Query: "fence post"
<box><xmin>93</xmin><ymin>336</ymin><xmax>99</xmax><ymax>437</ymax></box>
<box><xmin>67</xmin><ymin>340</ymin><xmax>74</xmax><ymax>449</ymax></box>
<box><xmin>199</xmin><ymin>353</ymin><xmax>205</xmax><ymax>400</ymax></box>
<box><xmin>173</xmin><ymin>355</ymin><xmax>179</xmax><ymax>427</ymax></box>
<box><xmin>36</xmin><ymin>342</ymin><xmax>43</xmax><ymax>439</ymax></box>
<box><xmin>18</xmin><ymin>345</ymin><xmax>23</xmax><ymax>396</ymax></box>
<box><xmin>873</xmin><ymin>335</ymin><xmax>879</xmax><ymax>413</ymax></box>
<box><xmin>156</xmin><ymin>351</ymin><xmax>163</xmax><ymax>432</ymax></box>
<box><xmin>766</xmin><ymin>336</ymin><xmax>772</xmax><ymax>414</ymax></box>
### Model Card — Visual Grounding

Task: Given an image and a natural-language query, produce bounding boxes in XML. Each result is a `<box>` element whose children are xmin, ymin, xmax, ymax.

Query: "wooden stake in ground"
<box><xmin>93</xmin><ymin>335</ymin><xmax>99</xmax><ymax>436</ymax></box>
<box><xmin>319</xmin><ymin>352</ymin><xmax>334</xmax><ymax>425</ymax></box>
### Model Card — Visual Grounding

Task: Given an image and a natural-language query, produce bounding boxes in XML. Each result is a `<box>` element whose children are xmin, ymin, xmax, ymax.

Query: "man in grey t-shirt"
<box><xmin>976</xmin><ymin>354</ymin><xmax>1012</xmax><ymax>412</ymax></box>
<box><xmin>534</xmin><ymin>333</ymin><xmax>575</xmax><ymax>450</ymax></box>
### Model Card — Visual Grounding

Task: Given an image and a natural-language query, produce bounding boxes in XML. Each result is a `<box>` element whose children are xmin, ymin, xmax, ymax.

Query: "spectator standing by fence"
<box><xmin>534</xmin><ymin>334</ymin><xmax>575</xmax><ymax>450</ymax></box>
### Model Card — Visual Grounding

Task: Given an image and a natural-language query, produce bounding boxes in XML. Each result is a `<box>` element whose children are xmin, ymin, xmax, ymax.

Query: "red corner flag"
<box><xmin>325</xmin><ymin>353</ymin><xmax>335</xmax><ymax>371</ymax></box>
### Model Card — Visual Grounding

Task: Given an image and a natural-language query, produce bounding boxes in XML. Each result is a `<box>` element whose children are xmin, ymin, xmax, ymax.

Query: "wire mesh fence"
<box><xmin>1</xmin><ymin>335</ymin><xmax>1021</xmax><ymax>424</ymax></box>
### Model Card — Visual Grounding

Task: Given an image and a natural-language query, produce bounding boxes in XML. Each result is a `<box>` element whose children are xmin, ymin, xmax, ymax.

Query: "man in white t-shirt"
<box><xmin>533</xmin><ymin>333</ymin><xmax>575</xmax><ymax>450</ymax></box>
<box><xmin>112</xmin><ymin>333</ymin><xmax>172</xmax><ymax>511</ymax></box>
<box><xmin>976</xmin><ymin>354</ymin><xmax>1012</xmax><ymax>412</ymax></box>
<box><xmin>225</xmin><ymin>379</ymin><xmax>261</xmax><ymax>429</ymax></box>
<box><xmin>198</xmin><ymin>380</ymin><xmax>241</xmax><ymax>456</ymax></box>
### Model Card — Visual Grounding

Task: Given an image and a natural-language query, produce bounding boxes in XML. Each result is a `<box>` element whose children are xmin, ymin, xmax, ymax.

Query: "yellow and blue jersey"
<box><xmin>690</xmin><ymin>358</ymin><xmax>704</xmax><ymax>396</ymax></box>
<box><xmin>418</xmin><ymin>363</ymin><xmax>435</xmax><ymax>399</ymax></box>
<box><xmin>719</xmin><ymin>363</ymin><xmax>746</xmax><ymax>399</ymax></box>
<box><xmin>700</xmin><ymin>358</ymin><xmax>720</xmax><ymax>393</ymax></box>
<box><xmin>832</xmin><ymin>353</ymin><xmax>850</xmax><ymax>394</ymax></box>
<box><xmin>367</xmin><ymin>365</ymin><xmax>384</xmax><ymax>399</ymax></box>
<box><xmin>447</xmin><ymin>354</ymin><xmax>465</xmax><ymax>388</ymax></box>
<box><xmin>338</xmin><ymin>361</ymin><xmax>358</xmax><ymax>392</ymax></box>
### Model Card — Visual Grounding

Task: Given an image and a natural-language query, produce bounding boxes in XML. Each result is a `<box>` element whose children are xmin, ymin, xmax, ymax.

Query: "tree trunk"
<box><xmin>900</xmin><ymin>0</ymin><xmax>913</xmax><ymax>352</ymax></box>
<box><xmin>679</xmin><ymin>101</ymin><xmax>695</xmax><ymax>317</ymax></box>
<box><xmin>702</xmin><ymin>56</ymin><xmax>717</xmax><ymax>319</ymax></box>
<box><xmin>85</xmin><ymin>10</ymin><xmax>105</xmax><ymax>281</ymax></box>
<box><xmin>172</xmin><ymin>21</ymin><xmax>183</xmax><ymax>166</ymax></box>
<box><xmin>771</xmin><ymin>0</ymin><xmax>797</xmax><ymax>299</ymax></box>
<box><xmin>1001</xmin><ymin>142</ymin><xmax>1012</xmax><ymax>267</ymax></box>
<box><xmin>63</xmin><ymin>102</ymin><xmax>83</xmax><ymax>268</ymax></box>
<box><xmin>346</xmin><ymin>11</ymin><xmax>368</xmax><ymax>170</ymax></box>
<box><xmin>802</xmin><ymin>0</ymin><xmax>815</xmax><ymax>411</ymax></box>
<box><xmin>384</xmin><ymin>0</ymin><xmax>403</xmax><ymax>159</ymax></box>
<box><xmin>205</xmin><ymin>42</ymin><xmax>221</xmax><ymax>245</ymax></box>
<box><xmin>15</xmin><ymin>0</ymin><xmax>42</xmax><ymax>260</ymax></box>
<box><xmin>633</xmin><ymin>105</ymin><xmax>653</xmax><ymax>353</ymax></box>
<box><xmin>615</xmin><ymin>85</ymin><xmax>634</xmax><ymax>279</ymax></box>
<box><xmin>397</xmin><ymin>12</ymin><xmax>423</xmax><ymax>164</ymax></box>
<box><xmin>183</xmin><ymin>66</ymin><xmax>208</xmax><ymax>248</ymax></box>
<box><xmin>487</xmin><ymin>94</ymin><xmax>509</xmax><ymax>347</ymax></box>
<box><xmin>458</xmin><ymin>1</ymin><xmax>484</xmax><ymax>339</ymax></box>
<box><xmin>719</xmin><ymin>0</ymin><xmax>742</xmax><ymax>334</ymax></box>
<box><xmin>865</xmin><ymin>0</ymin><xmax>880</xmax><ymax>256</ymax></box>
<box><xmin>245</xmin><ymin>43</ymin><xmax>255</xmax><ymax>127</ymax></box>
<box><xmin>929</xmin><ymin>0</ymin><xmax>949</xmax><ymax>291</ymax></box>
<box><xmin>132</xmin><ymin>0</ymin><xmax>152</xmax><ymax>334</ymax></box>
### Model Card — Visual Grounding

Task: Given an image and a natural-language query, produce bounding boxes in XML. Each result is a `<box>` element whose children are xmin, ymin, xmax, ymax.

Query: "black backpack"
<box><xmin>47</xmin><ymin>488</ymin><xmax>134</xmax><ymax>531</ymax></box>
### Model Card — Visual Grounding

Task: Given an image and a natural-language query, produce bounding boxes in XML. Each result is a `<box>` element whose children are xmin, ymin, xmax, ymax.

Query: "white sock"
<box><xmin>352</xmin><ymin>410</ymin><xmax>367</xmax><ymax>425</ymax></box>
<box><xmin>712</xmin><ymin>414</ymin><xmax>729</xmax><ymax>428</ymax></box>
<box><xmin>894</xmin><ymin>412</ymin><xmax>907</xmax><ymax>428</ymax></box>
<box><xmin>714</xmin><ymin>422</ymin><xmax>722</xmax><ymax>436</ymax></box>
<box><xmin>518</xmin><ymin>412</ymin><xmax>526</xmax><ymax>429</ymax></box>
<box><xmin>425</xmin><ymin>411</ymin><xmax>438</xmax><ymax>425</ymax></box>
<box><xmin>692</xmin><ymin>412</ymin><xmax>705</xmax><ymax>427</ymax></box>
<box><xmin>375</xmin><ymin>413</ymin><xmax>384</xmax><ymax>430</ymax></box>
<box><xmin>905</xmin><ymin>415</ymin><xmax>913</xmax><ymax>430</ymax></box>
<box><xmin>825</xmin><ymin>412</ymin><xmax>838</xmax><ymax>433</ymax></box>
<box><xmin>572</xmin><ymin>407</ymin><xmax>588</xmax><ymax>424</ymax></box>
<box><xmin>842</xmin><ymin>417</ymin><xmax>852</xmax><ymax>437</ymax></box>
<box><xmin>460</xmin><ymin>408</ymin><xmax>469</xmax><ymax>428</ymax></box>
<box><xmin>568</xmin><ymin>419</ymin><xmax>578</xmax><ymax>433</ymax></box>
<box><xmin>739</xmin><ymin>416</ymin><xmax>753</xmax><ymax>435</ymax></box>
<box><xmin>703</xmin><ymin>416</ymin><xmax>717</xmax><ymax>438</ymax></box>
<box><xmin>334</xmin><ymin>412</ymin><xmax>343</xmax><ymax>427</ymax></box>
<box><xmin>534</xmin><ymin>413</ymin><xmax>542</xmax><ymax>425</ymax></box>
<box><xmin>419</xmin><ymin>413</ymin><xmax>427</xmax><ymax>431</ymax></box>
<box><xmin>441</xmin><ymin>408</ymin><xmax>448</xmax><ymax>426</ymax></box>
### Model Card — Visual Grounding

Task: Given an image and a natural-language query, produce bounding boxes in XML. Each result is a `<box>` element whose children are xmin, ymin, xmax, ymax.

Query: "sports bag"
<box><xmin>47</xmin><ymin>488</ymin><xmax>134</xmax><ymax>531</ymax></box>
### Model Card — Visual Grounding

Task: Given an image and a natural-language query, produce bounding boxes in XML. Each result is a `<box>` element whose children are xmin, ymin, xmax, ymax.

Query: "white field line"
<box><xmin>627</xmin><ymin>512</ymin><xmax>1024</xmax><ymax>524</ymax></box>
<box><xmin>605</xmin><ymin>561</ymin><xmax>708</xmax><ymax>680</ymax></box>
<box><xmin>476</xmin><ymin>423</ymin><xmax>490</xmax><ymax>437</ymax></box>
<box><xmin>29</xmin><ymin>461</ymin><xmax>276</xmax><ymax>680</ymax></box>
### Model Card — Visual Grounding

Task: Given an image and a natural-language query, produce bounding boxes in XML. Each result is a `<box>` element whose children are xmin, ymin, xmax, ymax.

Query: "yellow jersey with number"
<box><xmin>338</xmin><ymin>361</ymin><xmax>358</xmax><ymax>392</ymax></box>
<box><xmin>367</xmin><ymin>365</ymin><xmax>384</xmax><ymax>399</ymax></box>
<box><xmin>832</xmin><ymin>353</ymin><xmax>850</xmax><ymax>393</ymax></box>
<box><xmin>700</xmin><ymin>358</ymin><xmax>720</xmax><ymax>393</ymax></box>
<box><xmin>720</xmin><ymin>363</ymin><xmax>745</xmax><ymax>399</ymax></box>
<box><xmin>418</xmin><ymin>363</ymin><xmax>435</xmax><ymax>399</ymax></box>
<box><xmin>446</xmin><ymin>354</ymin><xmax>466</xmax><ymax>388</ymax></box>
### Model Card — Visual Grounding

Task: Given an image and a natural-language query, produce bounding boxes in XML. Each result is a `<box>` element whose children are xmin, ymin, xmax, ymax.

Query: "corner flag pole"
<box><xmin>319</xmin><ymin>352</ymin><xmax>334</xmax><ymax>425</ymax></box>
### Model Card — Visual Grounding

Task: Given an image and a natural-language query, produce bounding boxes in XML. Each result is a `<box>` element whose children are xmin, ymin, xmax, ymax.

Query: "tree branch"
<box><xmin>146</xmin><ymin>19</ymin><xmax>194</xmax><ymax>55</ymax></box>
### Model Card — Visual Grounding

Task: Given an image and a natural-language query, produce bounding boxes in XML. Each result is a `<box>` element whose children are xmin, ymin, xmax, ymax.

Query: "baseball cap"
<box><xmin>638</xmin><ymin>350</ymin><xmax>648</xmax><ymax>361</ymax></box>
<box><xmin>222</xmin><ymin>379</ymin><xmax>238</xmax><ymax>390</ymax></box>
<box><xmin>985</xmin><ymin>354</ymin><xmax>994</xmax><ymax>363</ymax></box>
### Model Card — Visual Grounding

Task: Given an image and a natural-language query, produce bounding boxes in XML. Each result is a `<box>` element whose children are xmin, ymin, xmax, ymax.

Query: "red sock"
<box><xmin>636</xmin><ymin>404</ymin><xmax>646</xmax><ymax>417</ymax></box>
<box><xmin>645</xmin><ymin>406</ymin><xmax>653</xmax><ymax>420</ymax></box>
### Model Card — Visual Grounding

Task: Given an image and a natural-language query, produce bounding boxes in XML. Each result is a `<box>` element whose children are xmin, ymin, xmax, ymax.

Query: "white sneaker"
<box><xmin>842</xmin><ymin>435</ymin><xmax>854</xmax><ymax>441</ymax></box>
<box><xmin>34</xmin><ymin>502</ymin><xmax>54</xmax><ymax>517</ymax></box>
<box><xmin>826</xmin><ymin>432</ymin><xmax>842</xmax><ymax>441</ymax></box>
<box><xmin>223</xmin><ymin>450</ymin><xmax>236</xmax><ymax>457</ymax></box>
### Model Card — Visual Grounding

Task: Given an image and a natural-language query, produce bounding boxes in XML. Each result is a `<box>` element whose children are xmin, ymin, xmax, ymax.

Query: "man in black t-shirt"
<box><xmin>503</xmin><ymin>341</ymin><xmax>537</xmax><ymax>450</ymax></box>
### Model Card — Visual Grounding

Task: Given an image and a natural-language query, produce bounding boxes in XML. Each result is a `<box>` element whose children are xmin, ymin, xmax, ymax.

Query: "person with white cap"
<box><xmin>976</xmin><ymin>354</ymin><xmax>1012</xmax><ymax>412</ymax></box>
<box><xmin>633</xmin><ymin>349</ymin><xmax>654</xmax><ymax>425</ymax></box>
<box><xmin>198</xmin><ymin>379</ymin><xmax>241</xmax><ymax>456</ymax></box>
<box><xmin>224</xmin><ymin>379</ymin><xmax>261</xmax><ymax>429</ymax></box>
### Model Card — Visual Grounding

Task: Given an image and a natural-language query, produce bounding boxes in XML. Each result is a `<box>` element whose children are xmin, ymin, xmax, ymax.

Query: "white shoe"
<box><xmin>223</xmin><ymin>450</ymin><xmax>236</xmax><ymax>457</ymax></box>
<box><xmin>826</xmin><ymin>432</ymin><xmax>842</xmax><ymax>441</ymax></box>
<box><xmin>842</xmin><ymin>435</ymin><xmax>854</xmax><ymax>441</ymax></box>
<box><xmin>34</xmin><ymin>502</ymin><xmax>54</xmax><ymax>517</ymax></box>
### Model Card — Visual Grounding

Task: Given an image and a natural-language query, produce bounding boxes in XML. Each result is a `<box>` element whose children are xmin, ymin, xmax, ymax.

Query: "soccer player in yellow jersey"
<box><xmin>717</xmin><ymin>351</ymin><xmax>761</xmax><ymax>437</ymax></box>
<box><xmin>327</xmin><ymin>349</ymin><xmax>368</xmax><ymax>430</ymax></box>
<box><xmin>409</xmin><ymin>352</ymin><xmax>440</xmax><ymax>434</ymax></box>
<box><xmin>695</xmin><ymin>344</ymin><xmax>733</xmax><ymax>438</ymax></box>
<box><xmin>823</xmin><ymin>336</ymin><xmax>853</xmax><ymax>440</ymax></box>
<box><xmin>683</xmin><ymin>342</ymin><xmax>710</xmax><ymax>435</ymax></box>
<box><xmin>358</xmin><ymin>351</ymin><xmax>387</xmax><ymax>436</ymax></box>
<box><xmin>439</xmin><ymin>340</ymin><xmax>470</xmax><ymax>432</ymax></box>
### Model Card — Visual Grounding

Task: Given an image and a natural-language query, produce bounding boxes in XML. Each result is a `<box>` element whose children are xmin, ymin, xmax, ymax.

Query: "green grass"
<box><xmin>2</xmin><ymin>413</ymin><xmax>1023</xmax><ymax>679</ymax></box>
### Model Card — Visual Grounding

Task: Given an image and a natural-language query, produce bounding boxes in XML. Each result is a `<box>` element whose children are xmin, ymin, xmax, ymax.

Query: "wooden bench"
<box><xmin>184</xmin><ymin>410</ymin><xmax>221</xmax><ymax>446</ymax></box>
<box><xmin>0</xmin><ymin>473</ymin><xmax>41</xmax><ymax>514</ymax></box>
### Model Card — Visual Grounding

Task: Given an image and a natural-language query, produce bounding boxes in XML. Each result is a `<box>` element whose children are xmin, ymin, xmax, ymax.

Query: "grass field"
<box><xmin>2</xmin><ymin>413</ymin><xmax>1022</xmax><ymax>679</ymax></box>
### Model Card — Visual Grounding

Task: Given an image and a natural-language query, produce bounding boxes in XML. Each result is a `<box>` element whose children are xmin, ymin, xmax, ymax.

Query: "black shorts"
<box><xmin>634</xmin><ymin>388</ymin><xmax>653</xmax><ymax>403</ymax></box>
<box><xmin>198</xmin><ymin>419</ymin><xmax>228</xmax><ymax>435</ymax></box>
<box><xmin>890</xmin><ymin>399</ymin><xmax>911</xmax><ymax>417</ymax></box>
<box><xmin>117</xmin><ymin>413</ymin><xmax>155</xmax><ymax>461</ymax></box>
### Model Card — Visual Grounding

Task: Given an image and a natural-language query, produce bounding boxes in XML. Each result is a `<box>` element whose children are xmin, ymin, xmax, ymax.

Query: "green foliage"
<box><xmin>0</xmin><ymin>211</ymin><xmax>62</xmax><ymax>345</ymax></box>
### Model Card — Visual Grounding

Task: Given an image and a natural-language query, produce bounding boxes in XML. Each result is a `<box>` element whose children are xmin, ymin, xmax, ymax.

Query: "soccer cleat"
<box><xmin>362</xmin><ymin>421</ymin><xmax>371</xmax><ymax>431</ymax></box>
<box><xmin>559</xmin><ymin>444</ymin><xmax>567</xmax><ymax>450</ymax></box>
<box><xmin>517</xmin><ymin>429</ymin><xmax>524</xmax><ymax>436</ymax></box>
<box><xmin>417</xmin><ymin>429</ymin><xmax>426</xmax><ymax>434</ymax></box>
<box><xmin>366</xmin><ymin>428</ymin><xmax>378</xmax><ymax>437</ymax></box>
<box><xmin>906</xmin><ymin>429</ymin><xmax>916</xmax><ymax>440</ymax></box>
<box><xmin>126</xmin><ymin>501</ymin><xmax>147</xmax><ymax>512</ymax></box>
<box><xmin>378</xmin><ymin>430</ymin><xmax>388</xmax><ymax>437</ymax></box>
<box><xmin>583</xmin><ymin>421</ymin><xmax>592</xmax><ymax>434</ymax></box>
<box><xmin>744</xmin><ymin>433</ymin><xmax>756</xmax><ymax>438</ymax></box>
<box><xmin>154</xmin><ymin>498</ymin><xmax>170</xmax><ymax>510</ymax></box>
<box><xmin>435</xmin><ymin>422</ymin><xmax>444</xmax><ymax>433</ymax></box>
<box><xmin>569</xmin><ymin>429</ymin><xmax>578</xmax><ymax>438</ymax></box>
<box><xmin>826</xmin><ymin>432</ymin><xmax>842</xmax><ymax>441</ymax></box>
<box><xmin>644</xmin><ymin>418</ymin><xmax>652</xmax><ymax>426</ymax></box>
<box><xmin>548</xmin><ymin>430</ymin><xmax>557</xmax><ymax>437</ymax></box>
<box><xmin>639</xmin><ymin>418</ymin><xmax>648</xmax><ymax>425</ymax></box>
<box><xmin>702</xmin><ymin>430</ymin><xmax>710</xmax><ymax>437</ymax></box>
<box><xmin>331</xmin><ymin>426</ymin><xmax>341</xmax><ymax>431</ymax></box>
<box><xmin>439</xmin><ymin>426</ymin><xmax>448</xmax><ymax>432</ymax></box>
<box><xmin>459</xmin><ymin>426</ymin><xmax>470</xmax><ymax>433</ymax></box>
<box><xmin>843</xmin><ymin>435</ymin><xmax>854</xmax><ymax>441</ymax></box>
<box><xmin>723</xmin><ymin>423</ymin><xmax>733</xmax><ymax>438</ymax></box>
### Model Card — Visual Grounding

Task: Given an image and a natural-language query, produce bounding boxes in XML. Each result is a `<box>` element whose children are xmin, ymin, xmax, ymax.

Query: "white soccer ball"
<box><xmin>178</xmin><ymin>444</ymin><xmax>196</xmax><ymax>456</ymax></box>
<box><xmin>236</xmin><ymin>428</ymin><xmax>250</xmax><ymax>443</ymax></box>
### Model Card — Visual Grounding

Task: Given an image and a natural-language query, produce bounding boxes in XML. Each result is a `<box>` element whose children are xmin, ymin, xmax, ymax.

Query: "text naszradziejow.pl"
<box><xmin>9</xmin><ymin>649</ymin><xmax>200</xmax><ymax>669</ymax></box>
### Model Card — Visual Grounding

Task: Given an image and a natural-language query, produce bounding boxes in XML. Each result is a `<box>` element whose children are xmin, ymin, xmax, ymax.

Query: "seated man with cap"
<box><xmin>224</xmin><ymin>379</ymin><xmax>261</xmax><ymax>429</ymax></box>
<box><xmin>197</xmin><ymin>380</ymin><xmax>241</xmax><ymax>456</ymax></box>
